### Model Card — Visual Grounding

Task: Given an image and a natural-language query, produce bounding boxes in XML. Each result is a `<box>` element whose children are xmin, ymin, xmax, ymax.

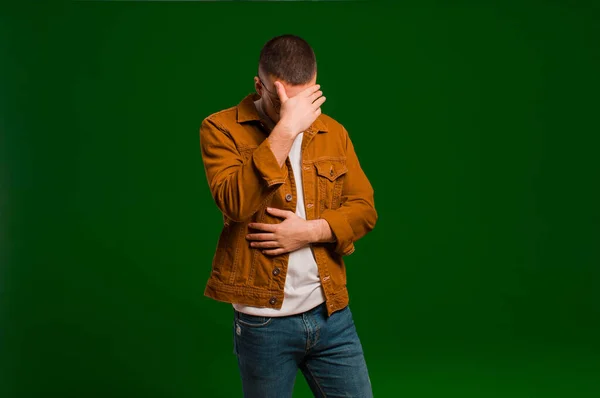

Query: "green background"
<box><xmin>2</xmin><ymin>1</ymin><xmax>599</xmax><ymax>397</ymax></box>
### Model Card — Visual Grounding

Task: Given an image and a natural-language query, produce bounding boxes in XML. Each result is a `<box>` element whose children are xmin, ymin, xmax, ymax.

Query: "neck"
<box><xmin>258</xmin><ymin>98</ymin><xmax>279</xmax><ymax>124</ymax></box>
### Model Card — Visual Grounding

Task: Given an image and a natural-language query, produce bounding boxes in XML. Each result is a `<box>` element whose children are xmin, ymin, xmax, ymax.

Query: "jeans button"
<box><xmin>269</xmin><ymin>297</ymin><xmax>277</xmax><ymax>305</ymax></box>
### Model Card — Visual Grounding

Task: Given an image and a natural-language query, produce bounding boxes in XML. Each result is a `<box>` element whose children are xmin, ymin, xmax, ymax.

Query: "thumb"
<box><xmin>274</xmin><ymin>81</ymin><xmax>288</xmax><ymax>102</ymax></box>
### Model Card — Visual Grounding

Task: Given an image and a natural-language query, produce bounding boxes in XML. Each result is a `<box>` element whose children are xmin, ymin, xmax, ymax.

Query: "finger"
<box><xmin>246</xmin><ymin>233</ymin><xmax>276</xmax><ymax>241</ymax></box>
<box><xmin>315</xmin><ymin>107</ymin><xmax>322</xmax><ymax>117</ymax></box>
<box><xmin>262</xmin><ymin>248</ymin><xmax>285</xmax><ymax>256</ymax></box>
<box><xmin>302</xmin><ymin>84</ymin><xmax>321</xmax><ymax>97</ymax></box>
<box><xmin>309</xmin><ymin>90</ymin><xmax>323</xmax><ymax>103</ymax></box>
<box><xmin>251</xmin><ymin>241</ymin><xmax>280</xmax><ymax>249</ymax></box>
<box><xmin>267</xmin><ymin>207</ymin><xmax>293</xmax><ymax>218</ymax></box>
<box><xmin>312</xmin><ymin>96</ymin><xmax>326</xmax><ymax>109</ymax></box>
<box><xmin>274</xmin><ymin>81</ymin><xmax>289</xmax><ymax>102</ymax></box>
<box><xmin>248</xmin><ymin>223</ymin><xmax>278</xmax><ymax>232</ymax></box>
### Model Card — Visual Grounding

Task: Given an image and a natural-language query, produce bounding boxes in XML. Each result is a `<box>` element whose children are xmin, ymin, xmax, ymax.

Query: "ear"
<box><xmin>253</xmin><ymin>76</ymin><xmax>262</xmax><ymax>97</ymax></box>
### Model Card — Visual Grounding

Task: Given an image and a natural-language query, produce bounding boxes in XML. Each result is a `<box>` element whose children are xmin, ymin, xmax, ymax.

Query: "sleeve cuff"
<box><xmin>252</xmin><ymin>139</ymin><xmax>288</xmax><ymax>187</ymax></box>
<box><xmin>320</xmin><ymin>209</ymin><xmax>355</xmax><ymax>256</ymax></box>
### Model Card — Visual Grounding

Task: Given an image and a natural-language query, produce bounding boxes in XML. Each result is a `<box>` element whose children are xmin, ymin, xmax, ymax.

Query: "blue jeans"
<box><xmin>233</xmin><ymin>302</ymin><xmax>373</xmax><ymax>398</ymax></box>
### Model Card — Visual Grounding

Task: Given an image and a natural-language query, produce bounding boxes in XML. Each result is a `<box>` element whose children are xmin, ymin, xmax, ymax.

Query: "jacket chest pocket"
<box><xmin>315</xmin><ymin>158</ymin><xmax>348</xmax><ymax>212</ymax></box>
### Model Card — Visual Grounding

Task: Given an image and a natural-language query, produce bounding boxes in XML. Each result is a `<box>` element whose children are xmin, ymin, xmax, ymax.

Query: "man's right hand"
<box><xmin>275</xmin><ymin>82</ymin><xmax>326</xmax><ymax>136</ymax></box>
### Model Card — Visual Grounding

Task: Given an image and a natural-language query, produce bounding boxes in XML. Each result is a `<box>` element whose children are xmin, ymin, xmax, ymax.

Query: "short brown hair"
<box><xmin>258</xmin><ymin>34</ymin><xmax>317</xmax><ymax>85</ymax></box>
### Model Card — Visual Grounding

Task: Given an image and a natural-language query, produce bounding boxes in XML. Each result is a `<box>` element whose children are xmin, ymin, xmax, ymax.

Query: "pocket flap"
<box><xmin>315</xmin><ymin>160</ymin><xmax>348</xmax><ymax>182</ymax></box>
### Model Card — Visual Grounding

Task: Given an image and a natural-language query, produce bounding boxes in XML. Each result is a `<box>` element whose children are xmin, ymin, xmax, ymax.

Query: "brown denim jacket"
<box><xmin>199</xmin><ymin>93</ymin><xmax>377</xmax><ymax>316</ymax></box>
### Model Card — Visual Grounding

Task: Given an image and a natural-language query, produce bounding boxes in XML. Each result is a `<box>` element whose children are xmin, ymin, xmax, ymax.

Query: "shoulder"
<box><xmin>202</xmin><ymin>105</ymin><xmax>238</xmax><ymax>132</ymax></box>
<box><xmin>317</xmin><ymin>113</ymin><xmax>348</xmax><ymax>138</ymax></box>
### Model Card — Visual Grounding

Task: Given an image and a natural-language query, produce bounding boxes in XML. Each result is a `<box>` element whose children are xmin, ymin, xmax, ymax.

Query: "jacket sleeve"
<box><xmin>199</xmin><ymin>117</ymin><xmax>287</xmax><ymax>222</ymax></box>
<box><xmin>320</xmin><ymin>126</ymin><xmax>378</xmax><ymax>256</ymax></box>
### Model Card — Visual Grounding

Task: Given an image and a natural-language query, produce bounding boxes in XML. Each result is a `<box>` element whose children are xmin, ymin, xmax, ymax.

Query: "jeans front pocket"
<box><xmin>235</xmin><ymin>310</ymin><xmax>273</xmax><ymax>328</ymax></box>
<box><xmin>233</xmin><ymin>311</ymin><xmax>276</xmax><ymax>360</ymax></box>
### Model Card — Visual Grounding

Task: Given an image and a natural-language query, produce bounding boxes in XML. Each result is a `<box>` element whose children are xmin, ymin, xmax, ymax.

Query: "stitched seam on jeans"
<box><xmin>235</xmin><ymin>317</ymin><xmax>273</xmax><ymax>328</ymax></box>
<box><xmin>302</xmin><ymin>315</ymin><xmax>312</xmax><ymax>352</ymax></box>
<box><xmin>310</xmin><ymin>313</ymin><xmax>320</xmax><ymax>352</ymax></box>
<box><xmin>305</xmin><ymin>362</ymin><xmax>327</xmax><ymax>397</ymax></box>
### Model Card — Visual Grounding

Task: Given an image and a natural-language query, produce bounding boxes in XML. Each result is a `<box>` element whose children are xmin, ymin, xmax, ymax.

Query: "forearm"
<box><xmin>320</xmin><ymin>200</ymin><xmax>377</xmax><ymax>255</ymax></box>
<box><xmin>201</xmin><ymin>118</ymin><xmax>289</xmax><ymax>222</ymax></box>
<box><xmin>211</xmin><ymin>159</ymin><xmax>282</xmax><ymax>222</ymax></box>
<box><xmin>267</xmin><ymin>123</ymin><xmax>296</xmax><ymax>167</ymax></box>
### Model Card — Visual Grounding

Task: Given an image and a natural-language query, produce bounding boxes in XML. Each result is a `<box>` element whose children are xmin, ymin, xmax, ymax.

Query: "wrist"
<box><xmin>307</xmin><ymin>219</ymin><xmax>333</xmax><ymax>243</ymax></box>
<box><xmin>306</xmin><ymin>220</ymin><xmax>320</xmax><ymax>243</ymax></box>
<box><xmin>273</xmin><ymin>118</ymin><xmax>299</xmax><ymax>137</ymax></box>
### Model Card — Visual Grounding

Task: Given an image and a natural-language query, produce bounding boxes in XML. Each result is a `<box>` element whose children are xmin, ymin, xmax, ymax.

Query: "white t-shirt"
<box><xmin>232</xmin><ymin>101</ymin><xmax>326</xmax><ymax>316</ymax></box>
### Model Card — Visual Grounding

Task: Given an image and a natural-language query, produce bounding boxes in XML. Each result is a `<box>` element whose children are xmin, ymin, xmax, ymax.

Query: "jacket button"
<box><xmin>330</xmin><ymin>168</ymin><xmax>334</xmax><ymax>176</ymax></box>
<box><xmin>269</xmin><ymin>297</ymin><xmax>277</xmax><ymax>305</ymax></box>
<box><xmin>285</xmin><ymin>193</ymin><xmax>293</xmax><ymax>202</ymax></box>
<box><xmin>272</xmin><ymin>267</ymin><xmax>281</xmax><ymax>276</ymax></box>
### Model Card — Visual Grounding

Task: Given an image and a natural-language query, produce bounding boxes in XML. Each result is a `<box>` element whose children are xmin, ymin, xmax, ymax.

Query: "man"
<box><xmin>199</xmin><ymin>34</ymin><xmax>377</xmax><ymax>397</ymax></box>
